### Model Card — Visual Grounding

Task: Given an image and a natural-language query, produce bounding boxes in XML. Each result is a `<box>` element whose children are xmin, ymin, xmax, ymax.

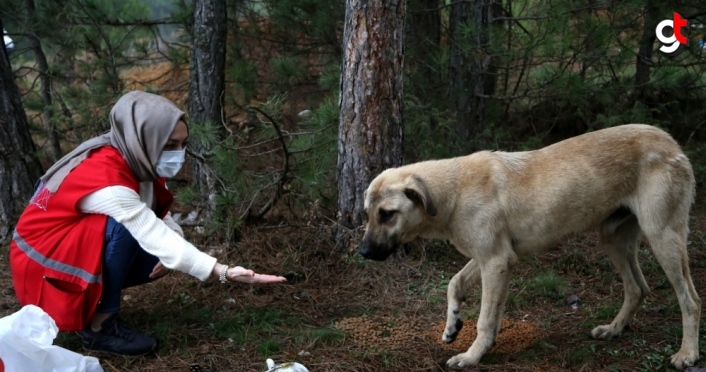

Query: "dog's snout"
<box><xmin>359</xmin><ymin>240</ymin><xmax>375</xmax><ymax>259</ymax></box>
<box><xmin>358</xmin><ymin>238</ymin><xmax>395</xmax><ymax>261</ymax></box>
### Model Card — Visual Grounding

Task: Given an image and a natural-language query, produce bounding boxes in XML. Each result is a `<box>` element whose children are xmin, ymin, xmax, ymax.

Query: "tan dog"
<box><xmin>359</xmin><ymin>124</ymin><xmax>700</xmax><ymax>369</ymax></box>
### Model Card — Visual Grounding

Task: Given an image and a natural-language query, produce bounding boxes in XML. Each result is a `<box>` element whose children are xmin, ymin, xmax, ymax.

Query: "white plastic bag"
<box><xmin>265</xmin><ymin>358</ymin><xmax>309</xmax><ymax>372</ymax></box>
<box><xmin>0</xmin><ymin>305</ymin><xmax>103</xmax><ymax>372</ymax></box>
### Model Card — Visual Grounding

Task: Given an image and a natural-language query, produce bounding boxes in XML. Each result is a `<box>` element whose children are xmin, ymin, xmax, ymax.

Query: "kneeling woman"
<box><xmin>10</xmin><ymin>91</ymin><xmax>285</xmax><ymax>356</ymax></box>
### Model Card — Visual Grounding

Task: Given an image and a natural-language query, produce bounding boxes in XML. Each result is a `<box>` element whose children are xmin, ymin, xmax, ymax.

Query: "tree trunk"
<box><xmin>336</xmin><ymin>0</ymin><xmax>406</xmax><ymax>248</ymax></box>
<box><xmin>634</xmin><ymin>0</ymin><xmax>659</xmax><ymax>99</ymax></box>
<box><xmin>189</xmin><ymin>0</ymin><xmax>227</xmax><ymax>215</ymax></box>
<box><xmin>0</xmin><ymin>18</ymin><xmax>44</xmax><ymax>243</ymax></box>
<box><xmin>407</xmin><ymin>0</ymin><xmax>441</xmax><ymax>55</ymax></box>
<box><xmin>406</xmin><ymin>0</ymin><xmax>442</xmax><ymax>104</ymax></box>
<box><xmin>449</xmin><ymin>0</ymin><xmax>501</xmax><ymax>145</ymax></box>
<box><xmin>26</xmin><ymin>0</ymin><xmax>62</xmax><ymax>162</ymax></box>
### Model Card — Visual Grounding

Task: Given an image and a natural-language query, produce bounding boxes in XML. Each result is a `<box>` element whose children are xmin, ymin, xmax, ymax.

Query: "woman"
<box><xmin>10</xmin><ymin>91</ymin><xmax>286</xmax><ymax>356</ymax></box>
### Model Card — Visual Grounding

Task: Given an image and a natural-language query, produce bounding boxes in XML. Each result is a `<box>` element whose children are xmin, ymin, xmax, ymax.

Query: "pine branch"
<box><xmin>69</xmin><ymin>17</ymin><xmax>180</xmax><ymax>27</ymax></box>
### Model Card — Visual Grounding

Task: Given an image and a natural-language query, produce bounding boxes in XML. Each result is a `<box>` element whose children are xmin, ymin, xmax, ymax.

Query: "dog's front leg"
<box><xmin>443</xmin><ymin>259</ymin><xmax>480</xmax><ymax>343</ymax></box>
<box><xmin>447</xmin><ymin>256</ymin><xmax>512</xmax><ymax>368</ymax></box>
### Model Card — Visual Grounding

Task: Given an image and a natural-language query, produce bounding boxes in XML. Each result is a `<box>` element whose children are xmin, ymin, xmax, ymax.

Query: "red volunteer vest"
<box><xmin>10</xmin><ymin>146</ymin><xmax>173</xmax><ymax>331</ymax></box>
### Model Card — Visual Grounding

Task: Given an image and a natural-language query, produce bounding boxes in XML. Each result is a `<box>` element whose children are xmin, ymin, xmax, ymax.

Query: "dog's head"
<box><xmin>359</xmin><ymin>170</ymin><xmax>437</xmax><ymax>261</ymax></box>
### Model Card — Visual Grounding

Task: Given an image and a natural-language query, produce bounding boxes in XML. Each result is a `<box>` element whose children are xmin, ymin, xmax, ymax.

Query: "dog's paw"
<box><xmin>446</xmin><ymin>352</ymin><xmax>480</xmax><ymax>369</ymax></box>
<box><xmin>442</xmin><ymin>318</ymin><xmax>463</xmax><ymax>343</ymax></box>
<box><xmin>590</xmin><ymin>324</ymin><xmax>620</xmax><ymax>340</ymax></box>
<box><xmin>670</xmin><ymin>349</ymin><xmax>698</xmax><ymax>370</ymax></box>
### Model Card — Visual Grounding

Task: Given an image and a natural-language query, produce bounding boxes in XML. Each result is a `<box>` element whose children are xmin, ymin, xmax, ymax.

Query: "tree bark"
<box><xmin>0</xmin><ymin>18</ymin><xmax>44</xmax><ymax>243</ymax></box>
<box><xmin>336</xmin><ymin>0</ymin><xmax>406</xmax><ymax>248</ymax></box>
<box><xmin>406</xmin><ymin>0</ymin><xmax>442</xmax><ymax>103</ymax></box>
<box><xmin>635</xmin><ymin>0</ymin><xmax>659</xmax><ymax>96</ymax></box>
<box><xmin>449</xmin><ymin>0</ymin><xmax>501</xmax><ymax>145</ymax></box>
<box><xmin>407</xmin><ymin>0</ymin><xmax>441</xmax><ymax>55</ymax></box>
<box><xmin>26</xmin><ymin>0</ymin><xmax>62</xmax><ymax>162</ymax></box>
<box><xmin>189</xmin><ymin>0</ymin><xmax>227</xmax><ymax>214</ymax></box>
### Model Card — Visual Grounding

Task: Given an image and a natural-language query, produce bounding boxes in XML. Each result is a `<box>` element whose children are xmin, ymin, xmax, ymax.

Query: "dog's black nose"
<box><xmin>359</xmin><ymin>245</ymin><xmax>391</xmax><ymax>261</ymax></box>
<box><xmin>359</xmin><ymin>244</ymin><xmax>374</xmax><ymax>259</ymax></box>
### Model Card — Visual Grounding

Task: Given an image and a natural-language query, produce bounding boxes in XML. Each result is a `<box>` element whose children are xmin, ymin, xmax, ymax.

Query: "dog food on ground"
<box><xmin>335</xmin><ymin>315</ymin><xmax>543</xmax><ymax>355</ymax></box>
<box><xmin>334</xmin><ymin>315</ymin><xmax>426</xmax><ymax>350</ymax></box>
<box><xmin>429</xmin><ymin>318</ymin><xmax>544</xmax><ymax>354</ymax></box>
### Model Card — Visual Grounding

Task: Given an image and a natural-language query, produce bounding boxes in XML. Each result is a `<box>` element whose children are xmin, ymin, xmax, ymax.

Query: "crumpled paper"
<box><xmin>0</xmin><ymin>305</ymin><xmax>103</xmax><ymax>372</ymax></box>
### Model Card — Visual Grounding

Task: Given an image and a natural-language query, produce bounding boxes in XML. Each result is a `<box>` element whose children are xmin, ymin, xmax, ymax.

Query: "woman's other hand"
<box><xmin>149</xmin><ymin>261</ymin><xmax>170</xmax><ymax>279</ymax></box>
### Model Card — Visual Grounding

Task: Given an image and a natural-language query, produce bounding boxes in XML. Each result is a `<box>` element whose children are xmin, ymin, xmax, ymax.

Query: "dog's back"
<box><xmin>489</xmin><ymin>124</ymin><xmax>694</xmax><ymax>253</ymax></box>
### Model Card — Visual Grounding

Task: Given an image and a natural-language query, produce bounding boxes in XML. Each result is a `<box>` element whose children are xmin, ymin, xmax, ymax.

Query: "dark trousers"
<box><xmin>95</xmin><ymin>217</ymin><xmax>162</xmax><ymax>313</ymax></box>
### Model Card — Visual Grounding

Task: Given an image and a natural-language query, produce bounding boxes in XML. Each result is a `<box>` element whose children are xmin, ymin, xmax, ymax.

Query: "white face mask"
<box><xmin>155</xmin><ymin>148</ymin><xmax>186</xmax><ymax>178</ymax></box>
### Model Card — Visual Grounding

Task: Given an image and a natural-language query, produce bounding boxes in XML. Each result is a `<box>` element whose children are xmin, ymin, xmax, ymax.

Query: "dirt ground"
<box><xmin>2</xmin><ymin>208</ymin><xmax>706</xmax><ymax>372</ymax></box>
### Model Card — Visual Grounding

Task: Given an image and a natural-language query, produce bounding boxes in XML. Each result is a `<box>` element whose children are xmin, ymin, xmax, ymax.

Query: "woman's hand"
<box><xmin>227</xmin><ymin>265</ymin><xmax>287</xmax><ymax>284</ymax></box>
<box><xmin>149</xmin><ymin>261</ymin><xmax>170</xmax><ymax>279</ymax></box>
<box><xmin>213</xmin><ymin>263</ymin><xmax>287</xmax><ymax>284</ymax></box>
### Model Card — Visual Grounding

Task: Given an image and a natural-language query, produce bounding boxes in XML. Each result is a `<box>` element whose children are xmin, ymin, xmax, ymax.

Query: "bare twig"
<box><xmin>219</xmin><ymin>89</ymin><xmax>233</xmax><ymax>136</ymax></box>
<box><xmin>244</xmin><ymin>105</ymin><xmax>291</xmax><ymax>220</ymax></box>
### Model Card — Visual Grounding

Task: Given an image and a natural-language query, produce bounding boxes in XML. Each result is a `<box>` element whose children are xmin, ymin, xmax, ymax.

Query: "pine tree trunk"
<box><xmin>26</xmin><ymin>0</ymin><xmax>62</xmax><ymax>163</ymax></box>
<box><xmin>189</xmin><ymin>0</ymin><xmax>226</xmax><ymax>215</ymax></box>
<box><xmin>407</xmin><ymin>0</ymin><xmax>441</xmax><ymax>54</ymax></box>
<box><xmin>336</xmin><ymin>0</ymin><xmax>406</xmax><ymax>248</ymax></box>
<box><xmin>635</xmin><ymin>0</ymin><xmax>659</xmax><ymax>98</ymax></box>
<box><xmin>406</xmin><ymin>0</ymin><xmax>442</xmax><ymax>104</ymax></box>
<box><xmin>0</xmin><ymin>19</ymin><xmax>44</xmax><ymax>243</ymax></box>
<box><xmin>449</xmin><ymin>0</ymin><xmax>501</xmax><ymax>145</ymax></box>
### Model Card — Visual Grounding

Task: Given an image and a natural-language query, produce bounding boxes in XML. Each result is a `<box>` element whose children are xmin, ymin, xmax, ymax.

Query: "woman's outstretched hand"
<box><xmin>222</xmin><ymin>264</ymin><xmax>287</xmax><ymax>284</ymax></box>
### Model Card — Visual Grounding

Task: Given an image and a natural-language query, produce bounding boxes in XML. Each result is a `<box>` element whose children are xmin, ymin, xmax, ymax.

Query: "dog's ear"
<box><xmin>404</xmin><ymin>175</ymin><xmax>437</xmax><ymax>216</ymax></box>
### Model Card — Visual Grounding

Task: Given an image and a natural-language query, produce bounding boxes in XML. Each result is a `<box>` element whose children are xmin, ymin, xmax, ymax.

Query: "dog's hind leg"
<box><xmin>442</xmin><ymin>259</ymin><xmax>480</xmax><ymax>343</ymax></box>
<box><xmin>642</xmin><ymin>224</ymin><xmax>700</xmax><ymax>369</ymax></box>
<box><xmin>633</xmin><ymin>161</ymin><xmax>700</xmax><ymax>370</ymax></box>
<box><xmin>591</xmin><ymin>215</ymin><xmax>649</xmax><ymax>340</ymax></box>
<box><xmin>447</xmin><ymin>252</ymin><xmax>514</xmax><ymax>368</ymax></box>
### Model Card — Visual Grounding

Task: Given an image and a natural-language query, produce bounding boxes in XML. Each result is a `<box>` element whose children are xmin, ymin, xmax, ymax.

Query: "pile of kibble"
<box><xmin>429</xmin><ymin>318</ymin><xmax>544</xmax><ymax>354</ymax></box>
<box><xmin>335</xmin><ymin>315</ymin><xmax>543</xmax><ymax>354</ymax></box>
<box><xmin>334</xmin><ymin>315</ymin><xmax>427</xmax><ymax>350</ymax></box>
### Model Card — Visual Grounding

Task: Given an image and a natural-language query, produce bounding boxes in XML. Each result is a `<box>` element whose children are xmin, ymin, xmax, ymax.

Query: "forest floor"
<box><xmin>3</xmin><ymin>204</ymin><xmax>706</xmax><ymax>372</ymax></box>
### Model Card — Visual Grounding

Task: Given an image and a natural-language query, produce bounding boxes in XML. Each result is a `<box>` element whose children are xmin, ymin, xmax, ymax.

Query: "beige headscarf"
<box><xmin>40</xmin><ymin>91</ymin><xmax>185</xmax><ymax>192</ymax></box>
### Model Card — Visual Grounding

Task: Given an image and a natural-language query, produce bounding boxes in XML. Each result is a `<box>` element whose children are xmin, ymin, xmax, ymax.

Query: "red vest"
<box><xmin>10</xmin><ymin>146</ymin><xmax>173</xmax><ymax>331</ymax></box>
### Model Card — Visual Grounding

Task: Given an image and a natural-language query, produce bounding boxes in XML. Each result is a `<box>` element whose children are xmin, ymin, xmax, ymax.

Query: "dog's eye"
<box><xmin>379</xmin><ymin>209</ymin><xmax>396</xmax><ymax>223</ymax></box>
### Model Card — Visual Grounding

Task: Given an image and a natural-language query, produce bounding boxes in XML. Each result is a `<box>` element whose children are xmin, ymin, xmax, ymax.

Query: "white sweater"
<box><xmin>78</xmin><ymin>183</ymin><xmax>217</xmax><ymax>281</ymax></box>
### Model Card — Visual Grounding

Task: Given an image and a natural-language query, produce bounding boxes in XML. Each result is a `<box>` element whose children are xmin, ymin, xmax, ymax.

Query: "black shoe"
<box><xmin>82</xmin><ymin>313</ymin><xmax>156</xmax><ymax>356</ymax></box>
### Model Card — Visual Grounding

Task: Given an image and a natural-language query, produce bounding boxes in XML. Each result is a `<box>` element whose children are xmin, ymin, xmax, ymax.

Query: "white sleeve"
<box><xmin>162</xmin><ymin>211</ymin><xmax>184</xmax><ymax>237</ymax></box>
<box><xmin>78</xmin><ymin>185</ymin><xmax>217</xmax><ymax>281</ymax></box>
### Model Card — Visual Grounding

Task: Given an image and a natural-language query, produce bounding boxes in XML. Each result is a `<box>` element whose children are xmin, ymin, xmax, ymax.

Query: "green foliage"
<box><xmin>403</xmin><ymin>97</ymin><xmax>457</xmax><ymax>161</ymax></box>
<box><xmin>553</xmin><ymin>247</ymin><xmax>593</xmax><ymax>275</ymax></box>
<box><xmin>317</xmin><ymin>63</ymin><xmax>341</xmax><ymax>92</ymax></box>
<box><xmin>295</xmin><ymin>327</ymin><xmax>345</xmax><ymax>347</ymax></box>
<box><xmin>527</xmin><ymin>270</ymin><xmax>568</xmax><ymax>300</ymax></box>
<box><xmin>506</xmin><ymin>276</ymin><xmax>530</xmax><ymax>309</ymax></box>
<box><xmin>189</xmin><ymin>120</ymin><xmax>222</xmax><ymax>149</ymax></box>
<box><xmin>565</xmin><ymin>345</ymin><xmax>599</xmax><ymax>369</ymax></box>
<box><xmin>593</xmin><ymin>305</ymin><xmax>622</xmax><ymax>321</ymax></box>
<box><xmin>210</xmin><ymin>307</ymin><xmax>294</xmax><ymax>340</ymax></box>
<box><xmin>167</xmin><ymin>292</ymin><xmax>195</xmax><ymax>306</ymax></box>
<box><xmin>287</xmin><ymin>96</ymin><xmax>339</xmax><ymax>207</ymax></box>
<box><xmin>256</xmin><ymin>339</ymin><xmax>282</xmax><ymax>357</ymax></box>
<box><xmin>228</xmin><ymin>59</ymin><xmax>259</xmax><ymax>102</ymax></box>
<box><xmin>343</xmin><ymin>251</ymin><xmax>369</xmax><ymax>267</ymax></box>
